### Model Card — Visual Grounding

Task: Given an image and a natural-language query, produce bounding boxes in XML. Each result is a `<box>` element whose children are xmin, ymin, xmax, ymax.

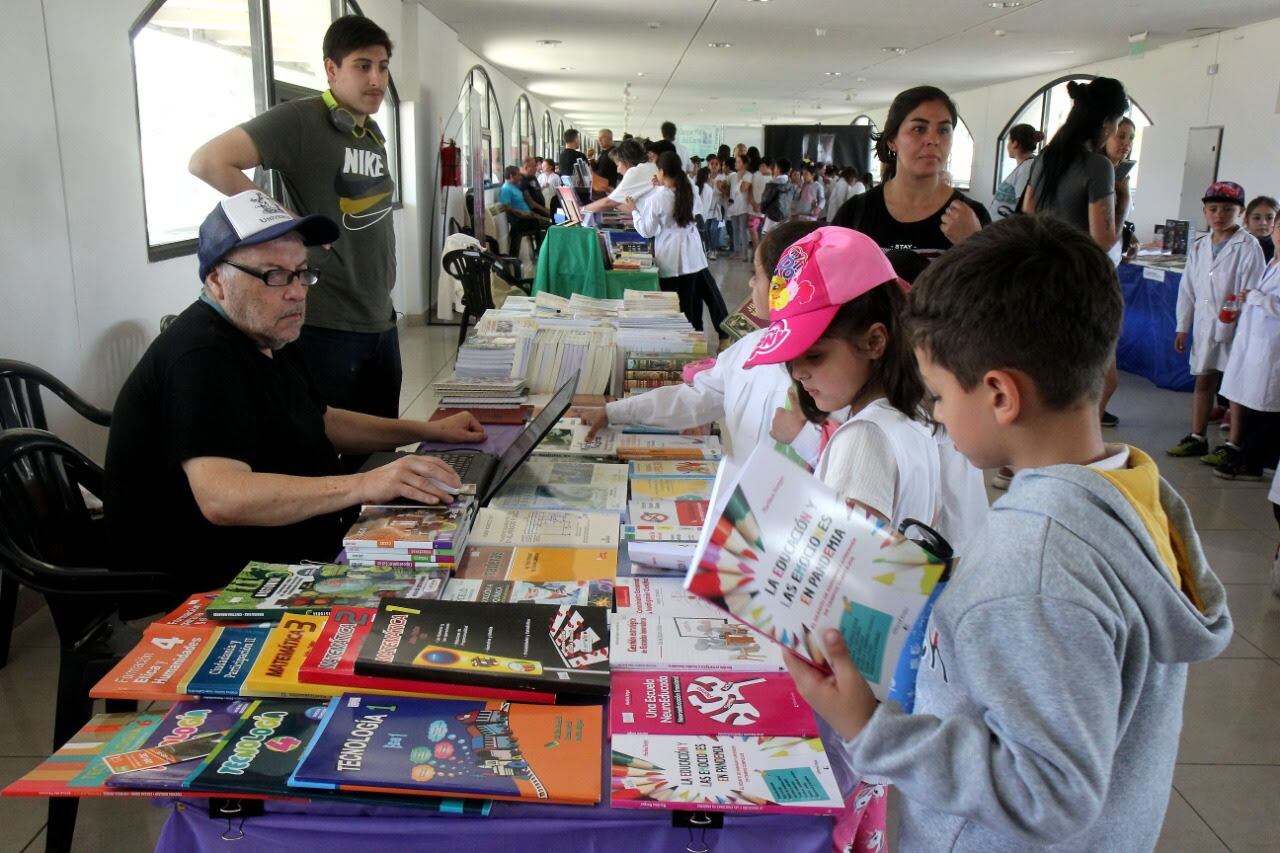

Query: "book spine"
<box><xmin>623</xmin><ymin>380</ymin><xmax>680</xmax><ymax>391</ymax></box>
<box><xmin>297</xmin><ymin>664</ymin><xmax>557</xmax><ymax>705</ymax></box>
<box><xmin>354</xmin><ymin>657</ymin><xmax>608</xmax><ymax>698</ymax></box>
<box><xmin>623</xmin><ymin>370</ymin><xmax>684</xmax><ymax>380</ymax></box>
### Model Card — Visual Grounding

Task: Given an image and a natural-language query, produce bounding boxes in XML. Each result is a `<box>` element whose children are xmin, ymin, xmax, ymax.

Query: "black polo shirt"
<box><xmin>105</xmin><ymin>300</ymin><xmax>348</xmax><ymax>593</ymax></box>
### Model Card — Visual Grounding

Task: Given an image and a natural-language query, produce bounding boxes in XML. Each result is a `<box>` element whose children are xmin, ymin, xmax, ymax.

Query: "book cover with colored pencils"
<box><xmin>288</xmin><ymin>694</ymin><xmax>602</xmax><ymax>805</ymax></box>
<box><xmin>684</xmin><ymin>444</ymin><xmax>945</xmax><ymax>700</ymax></box>
<box><xmin>608</xmin><ymin>734</ymin><xmax>842</xmax><ymax>814</ymax></box>
<box><xmin>610</xmin><ymin>672</ymin><xmax>817</xmax><ymax>737</ymax></box>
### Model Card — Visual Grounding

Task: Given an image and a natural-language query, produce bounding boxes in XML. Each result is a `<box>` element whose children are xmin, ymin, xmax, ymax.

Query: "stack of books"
<box><xmin>489</xmin><ymin>457</ymin><xmax>629</xmax><ymax>514</ymax></box>
<box><xmin>455</xmin><ymin>335</ymin><xmax>518</xmax><ymax>379</ymax></box>
<box><xmin>529</xmin><ymin>417</ymin><xmax>620</xmax><ymax>459</ymax></box>
<box><xmin>621</xmin><ymin>351</ymin><xmax>703</xmax><ymax>398</ymax></box>
<box><xmin>432</xmin><ymin>375</ymin><xmax>527</xmax><ymax>408</ymax></box>
<box><xmin>342</xmin><ymin>500</ymin><xmax>475</xmax><ymax>570</ymax></box>
<box><xmin>617</xmin><ymin>433</ymin><xmax>723</xmax><ymax>461</ymax></box>
<box><xmin>624</xmin><ymin>461</ymin><xmax>720</xmax><ymax>574</ymax></box>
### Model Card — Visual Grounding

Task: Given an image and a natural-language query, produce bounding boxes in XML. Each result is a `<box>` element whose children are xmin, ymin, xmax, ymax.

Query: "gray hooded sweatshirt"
<box><xmin>843</xmin><ymin>446</ymin><xmax>1232</xmax><ymax>852</ymax></box>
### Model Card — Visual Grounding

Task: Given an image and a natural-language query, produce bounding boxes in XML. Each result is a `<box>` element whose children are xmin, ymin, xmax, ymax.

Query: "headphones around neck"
<box><xmin>322</xmin><ymin>89</ymin><xmax>385</xmax><ymax>148</ymax></box>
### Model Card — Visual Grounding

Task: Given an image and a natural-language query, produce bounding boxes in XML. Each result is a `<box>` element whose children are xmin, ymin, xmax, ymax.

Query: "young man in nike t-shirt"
<box><xmin>190</xmin><ymin>15</ymin><xmax>400</xmax><ymax>422</ymax></box>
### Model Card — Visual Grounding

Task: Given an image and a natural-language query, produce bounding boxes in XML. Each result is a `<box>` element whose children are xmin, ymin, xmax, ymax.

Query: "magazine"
<box><xmin>684</xmin><ymin>444</ymin><xmax>945</xmax><ymax>700</ymax></box>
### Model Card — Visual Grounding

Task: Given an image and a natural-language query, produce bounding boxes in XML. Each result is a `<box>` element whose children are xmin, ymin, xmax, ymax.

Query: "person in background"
<box><xmin>558</xmin><ymin>128</ymin><xmax>588</xmax><ymax>201</ymax></box>
<box><xmin>620</xmin><ymin>151</ymin><xmax>711</xmax><ymax>330</ymax></box>
<box><xmin>825</xmin><ymin>167</ymin><xmax>857</xmax><ymax>222</ymax></box>
<box><xmin>788</xmin><ymin>212</ymin><xmax>1230</xmax><ymax>853</ymax></box>
<box><xmin>795</xmin><ymin>162</ymin><xmax>825</xmax><ymax>221</ymax></box>
<box><xmin>518</xmin><ymin>157</ymin><xmax>550</xmax><ymax>218</ymax></box>
<box><xmin>832</xmin><ymin>85</ymin><xmax>988</xmax><ymax>260</ymax></box>
<box><xmin>660</xmin><ymin>121</ymin><xmax>692</xmax><ymax>171</ymax></box>
<box><xmin>536</xmin><ymin>157</ymin><xmax>559</xmax><ymax>189</ymax></box>
<box><xmin>189</xmin><ymin>15</ymin><xmax>401</xmax><ymax>420</ymax></box>
<box><xmin>1245</xmin><ymin>195</ymin><xmax>1278</xmax><ymax>262</ymax></box>
<box><xmin>749</xmin><ymin>157</ymin><xmax>774</xmax><ymax>247</ymax></box>
<box><xmin>581</xmin><ymin>139</ymin><xmax>657</xmax><ymax>216</ymax></box>
<box><xmin>1169</xmin><ymin>181</ymin><xmax>1266</xmax><ymax>462</ymax></box>
<box><xmin>499</xmin><ymin>165</ymin><xmax>550</xmax><ymax>256</ymax></box>
<box><xmin>858</xmin><ymin>172</ymin><xmax>873</xmax><ymax>193</ymax></box>
<box><xmin>595</xmin><ymin>128</ymin><xmax>619</xmax><ymax>188</ymax></box>
<box><xmin>991</xmin><ymin>123</ymin><xmax>1044</xmax><ymax>220</ymax></box>
<box><xmin>698</xmin><ymin>161</ymin><xmax>725</xmax><ymax>260</ymax></box>
<box><xmin>1217</xmin><ymin>214</ymin><xmax>1280</xmax><ymax>486</ymax></box>
<box><xmin>759</xmin><ymin>157</ymin><xmax>794</xmax><ymax>235</ymax></box>
<box><xmin>728</xmin><ymin>152</ymin><xmax>754</xmax><ymax>262</ymax></box>
<box><xmin>1102</xmin><ymin>117</ymin><xmax>1137</xmax><ymax>265</ymax></box>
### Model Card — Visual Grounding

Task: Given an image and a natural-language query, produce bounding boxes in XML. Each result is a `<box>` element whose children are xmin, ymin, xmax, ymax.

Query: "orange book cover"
<box><xmin>90</xmin><ymin>624</ymin><xmax>211</xmax><ymax>701</ymax></box>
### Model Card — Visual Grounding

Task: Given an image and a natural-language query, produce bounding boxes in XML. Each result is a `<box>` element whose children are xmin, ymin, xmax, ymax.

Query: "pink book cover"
<box><xmin>610</xmin><ymin>672</ymin><xmax>817</xmax><ymax>737</ymax></box>
<box><xmin>609</xmin><ymin>734</ymin><xmax>843</xmax><ymax>814</ymax></box>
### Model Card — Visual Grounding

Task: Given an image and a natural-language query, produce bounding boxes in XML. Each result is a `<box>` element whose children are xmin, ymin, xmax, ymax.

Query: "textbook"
<box><xmin>529</xmin><ymin>418</ymin><xmax>620</xmax><ymax>458</ymax></box>
<box><xmin>354</xmin><ymin>599</ymin><xmax>611</xmax><ymax>697</ymax></box>
<box><xmin>469</xmin><ymin>509</ymin><xmax>620</xmax><ymax>549</ymax></box>
<box><xmin>205</xmin><ymin>562</ymin><xmax>450</xmax><ymax>620</ymax></box>
<box><xmin>91</xmin><ymin>624</ymin><xmax>211</xmax><ymax>701</ymax></box>
<box><xmin>614</xmin><ymin>577</ymin><xmax>725</xmax><ymax>618</ymax></box>
<box><xmin>106</xmin><ymin>699</ymin><xmax>253</xmax><ymax>791</ymax></box>
<box><xmin>627</xmin><ymin>460</ymin><xmax>719</xmax><ymax>479</ymax></box>
<box><xmin>289</xmin><ymin>694</ymin><xmax>603</xmax><ymax>805</ymax></box>
<box><xmin>441</xmin><ymin>578</ymin><xmax>614</xmax><ymax>608</ymax></box>
<box><xmin>489</xmin><ymin>483</ymin><xmax>628</xmax><ymax>514</ymax></box>
<box><xmin>157</xmin><ymin>591</ymin><xmax>221</xmax><ymax>627</ymax></box>
<box><xmin>611</xmin><ymin>615</ymin><xmax>785</xmax><ymax>672</ymax></box>
<box><xmin>455</xmin><ymin>544</ymin><xmax>618</xmax><ymax>582</ymax></box>
<box><xmin>685</xmin><ymin>444</ymin><xmax>944</xmax><ymax>700</ymax></box>
<box><xmin>609</xmin><ymin>735</ymin><xmax>843</xmax><ymax>814</ymax></box>
<box><xmin>2</xmin><ymin>713</ymin><xmax>168</xmax><ymax>798</ymax></box>
<box><xmin>297</xmin><ymin>606</ymin><xmax>556</xmax><ymax>704</ymax></box>
<box><xmin>720</xmin><ymin>296</ymin><xmax>769</xmax><ymax>342</ymax></box>
<box><xmin>623</xmin><ymin>523</ymin><xmax>703</xmax><ymax>543</ymax></box>
<box><xmin>617</xmin><ymin>435</ymin><xmax>722</xmax><ymax>461</ymax></box>
<box><xmin>610</xmin><ymin>672</ymin><xmax>817</xmax><ymax>737</ymax></box>
<box><xmin>625</xmin><ymin>541</ymin><xmax>698</xmax><ymax>575</ymax></box>
<box><xmin>242</xmin><ymin>614</ymin><xmax>341</xmax><ymax>699</ymax></box>
<box><xmin>342</xmin><ymin>502</ymin><xmax>473</xmax><ymax>551</ymax></box>
<box><xmin>628</xmin><ymin>478</ymin><xmax>714</xmax><ymax>501</ymax></box>
<box><xmin>628</xmin><ymin>499</ymin><xmax>708</xmax><ymax>528</ymax></box>
<box><xmin>178</xmin><ymin>625</ymin><xmax>273</xmax><ymax>698</ymax></box>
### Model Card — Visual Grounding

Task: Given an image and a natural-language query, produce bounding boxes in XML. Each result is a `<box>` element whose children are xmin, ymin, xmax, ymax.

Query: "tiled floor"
<box><xmin>3</xmin><ymin>256</ymin><xmax>1279</xmax><ymax>851</ymax></box>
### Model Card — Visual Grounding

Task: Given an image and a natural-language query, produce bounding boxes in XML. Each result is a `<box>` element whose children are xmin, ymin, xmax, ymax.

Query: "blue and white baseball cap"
<box><xmin>197</xmin><ymin>190</ymin><xmax>339</xmax><ymax>282</ymax></box>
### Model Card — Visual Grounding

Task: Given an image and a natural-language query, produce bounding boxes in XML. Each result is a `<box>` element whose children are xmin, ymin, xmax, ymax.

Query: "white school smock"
<box><xmin>825</xmin><ymin>178</ymin><xmax>851</xmax><ymax>221</ymax></box>
<box><xmin>750</xmin><ymin>172</ymin><xmax>772</xmax><ymax>212</ymax></box>
<box><xmin>631</xmin><ymin>186</ymin><xmax>708</xmax><ymax>278</ymax></box>
<box><xmin>604</xmin><ymin>327</ymin><xmax>821</xmax><ymax>483</ymax></box>
<box><xmin>699</xmin><ymin>181</ymin><xmax>723</xmax><ymax>221</ymax></box>
<box><xmin>608</xmin><ymin>162</ymin><xmax>659</xmax><ymax>204</ymax></box>
<box><xmin>816</xmin><ymin>399</ymin><xmax>940</xmax><ymax>534</ymax></box>
<box><xmin>1221</xmin><ymin>261</ymin><xmax>1280</xmax><ymax>411</ymax></box>
<box><xmin>728</xmin><ymin>172</ymin><xmax>752</xmax><ymax>217</ymax></box>
<box><xmin>1176</xmin><ymin>227</ymin><xmax>1265</xmax><ymax>374</ymax></box>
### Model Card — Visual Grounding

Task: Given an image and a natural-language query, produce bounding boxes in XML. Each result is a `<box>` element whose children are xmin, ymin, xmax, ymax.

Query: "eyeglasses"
<box><xmin>223</xmin><ymin>261</ymin><xmax>320</xmax><ymax>288</ymax></box>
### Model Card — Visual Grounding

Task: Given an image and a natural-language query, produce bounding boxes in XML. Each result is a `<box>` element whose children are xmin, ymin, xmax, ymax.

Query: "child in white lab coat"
<box><xmin>1167</xmin><ymin>181</ymin><xmax>1265</xmax><ymax>461</ymax></box>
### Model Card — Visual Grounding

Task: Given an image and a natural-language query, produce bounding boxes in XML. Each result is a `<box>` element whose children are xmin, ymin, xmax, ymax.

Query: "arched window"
<box><xmin>994</xmin><ymin>75</ymin><xmax>1153</xmax><ymax>192</ymax></box>
<box><xmin>850</xmin><ymin>115</ymin><xmax>879</xmax><ymax>179</ymax></box>
<box><xmin>459</xmin><ymin>65</ymin><xmax>504</xmax><ymax>187</ymax></box>
<box><xmin>558</xmin><ymin>120</ymin><xmax>566</xmax><ymax>154</ymax></box>
<box><xmin>513</xmin><ymin>95</ymin><xmax>536</xmax><ymax>163</ymax></box>
<box><xmin>541</xmin><ymin>110</ymin><xmax>555</xmax><ymax>160</ymax></box>
<box><xmin>950</xmin><ymin>114</ymin><xmax>975</xmax><ymax>190</ymax></box>
<box><xmin>131</xmin><ymin>0</ymin><xmax>400</xmax><ymax>257</ymax></box>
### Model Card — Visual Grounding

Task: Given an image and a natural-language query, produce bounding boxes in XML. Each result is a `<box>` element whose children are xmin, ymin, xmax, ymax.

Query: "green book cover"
<box><xmin>205</xmin><ymin>562</ymin><xmax>449</xmax><ymax>621</ymax></box>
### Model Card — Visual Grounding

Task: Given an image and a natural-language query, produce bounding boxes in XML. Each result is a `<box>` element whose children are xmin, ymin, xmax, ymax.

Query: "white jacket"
<box><xmin>1176</xmin><ymin>227</ymin><xmax>1265</xmax><ymax>373</ymax></box>
<box><xmin>825</xmin><ymin>178</ymin><xmax>851</xmax><ymax>221</ymax></box>
<box><xmin>631</xmin><ymin>187</ymin><xmax>708</xmax><ymax>278</ymax></box>
<box><xmin>605</xmin><ymin>327</ymin><xmax>821</xmax><ymax>483</ymax></box>
<box><xmin>727</xmin><ymin>171</ymin><xmax>752</xmax><ymax>217</ymax></box>
<box><xmin>1221</xmin><ymin>261</ymin><xmax>1280</xmax><ymax>411</ymax></box>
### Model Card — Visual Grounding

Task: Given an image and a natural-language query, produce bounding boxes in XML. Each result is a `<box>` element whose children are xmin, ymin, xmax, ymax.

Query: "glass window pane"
<box><xmin>134</xmin><ymin>0</ymin><xmax>257</xmax><ymax>247</ymax></box>
<box><xmin>1044</xmin><ymin>82</ymin><xmax>1075</xmax><ymax>145</ymax></box>
<box><xmin>950</xmin><ymin>117</ymin><xmax>974</xmax><ymax>190</ymax></box>
<box><xmin>270</xmin><ymin>0</ymin><xmax>329</xmax><ymax>90</ymax></box>
<box><xmin>997</xmin><ymin>95</ymin><xmax>1043</xmax><ymax>185</ymax></box>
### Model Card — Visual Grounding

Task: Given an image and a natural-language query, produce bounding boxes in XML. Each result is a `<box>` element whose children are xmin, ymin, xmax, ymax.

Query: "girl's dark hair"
<box><xmin>611</xmin><ymin>139</ymin><xmax>646</xmax><ymax>168</ymax></box>
<box><xmin>717</xmin><ymin>144</ymin><xmax>732</xmax><ymax>164</ymax></box>
<box><xmin>1032</xmin><ymin>77</ymin><xmax>1129</xmax><ymax>209</ymax></box>
<box><xmin>839</xmin><ymin>166</ymin><xmax>858</xmax><ymax>182</ymax></box>
<box><xmin>789</xmin><ymin>283</ymin><xmax>925</xmax><ymax>424</ymax></box>
<box><xmin>875</xmin><ymin>86</ymin><xmax>958</xmax><ymax>180</ymax></box>
<box><xmin>1117</xmin><ymin>115</ymin><xmax>1136</xmax><ymax>130</ymax></box>
<box><xmin>650</xmin><ymin>140</ymin><xmax>677</xmax><ymax>157</ymax></box>
<box><xmin>658</xmin><ymin>151</ymin><xmax>694</xmax><ymax>227</ymax></box>
<box><xmin>747</xmin><ymin>146</ymin><xmax>762</xmax><ymax>171</ymax></box>
<box><xmin>1246</xmin><ymin>195</ymin><xmax>1280</xmax><ymax>216</ymax></box>
<box><xmin>1007</xmin><ymin>123</ymin><xmax>1045</xmax><ymax>154</ymax></box>
<box><xmin>735</xmin><ymin>153</ymin><xmax>749</xmax><ymax>171</ymax></box>
<box><xmin>696</xmin><ymin>166</ymin><xmax>710</xmax><ymax>191</ymax></box>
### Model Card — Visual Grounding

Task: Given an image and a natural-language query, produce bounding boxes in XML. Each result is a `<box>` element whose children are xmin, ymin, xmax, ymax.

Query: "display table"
<box><xmin>532</xmin><ymin>226</ymin><xmax>659</xmax><ymax>299</ymax></box>
<box><xmin>1116</xmin><ymin>260</ymin><xmax>1194</xmax><ymax>392</ymax></box>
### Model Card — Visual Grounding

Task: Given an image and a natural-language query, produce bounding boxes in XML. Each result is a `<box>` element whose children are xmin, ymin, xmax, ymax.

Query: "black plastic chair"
<box><xmin>0</xmin><ymin>360</ymin><xmax>112</xmax><ymax>671</ymax></box>
<box><xmin>0</xmin><ymin>428</ymin><xmax>177</xmax><ymax>853</ymax></box>
<box><xmin>443</xmin><ymin>247</ymin><xmax>499</xmax><ymax>353</ymax></box>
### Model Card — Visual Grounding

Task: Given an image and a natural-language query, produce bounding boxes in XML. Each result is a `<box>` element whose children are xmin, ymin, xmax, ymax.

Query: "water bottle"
<box><xmin>1219</xmin><ymin>293</ymin><xmax>1241</xmax><ymax>324</ymax></box>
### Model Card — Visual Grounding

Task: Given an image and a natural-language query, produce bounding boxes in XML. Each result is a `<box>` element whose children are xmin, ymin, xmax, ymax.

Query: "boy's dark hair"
<box><xmin>503</xmin><ymin>165</ymin><xmax>520</xmax><ymax>180</ymax></box>
<box><xmin>775</xmin><ymin>157</ymin><xmax>792</xmax><ymax>174</ymax></box>
<box><xmin>649</xmin><ymin>139</ymin><xmax>677</xmax><ymax>157</ymax></box>
<box><xmin>759</xmin><ymin>221</ymin><xmax>822</xmax><ymax>276</ymax></box>
<box><xmin>839</xmin><ymin>166</ymin><xmax>858</xmax><ymax>182</ymax></box>
<box><xmin>323</xmin><ymin>15</ymin><xmax>393</xmax><ymax>65</ymax></box>
<box><xmin>1246</xmin><ymin>195</ymin><xmax>1279</xmax><ymax>216</ymax></box>
<box><xmin>657</xmin><ymin>152</ymin><xmax>694</xmax><ymax>227</ymax></box>
<box><xmin>906</xmin><ymin>214</ymin><xmax>1122</xmax><ymax>409</ymax></box>
<box><xmin>611</xmin><ymin>139</ymin><xmax>646</xmax><ymax>168</ymax></box>
<box><xmin>791</xmin><ymin>284</ymin><xmax>925</xmax><ymax>424</ymax></box>
<box><xmin>563</xmin><ymin>128</ymin><xmax>579</xmax><ymax>145</ymax></box>
<box><xmin>884</xmin><ymin>249</ymin><xmax>930</xmax><ymax>284</ymax></box>
<box><xmin>661</xmin><ymin>121</ymin><xmax>677</xmax><ymax>140</ymax></box>
<box><xmin>876</xmin><ymin>86</ymin><xmax>957</xmax><ymax>179</ymax></box>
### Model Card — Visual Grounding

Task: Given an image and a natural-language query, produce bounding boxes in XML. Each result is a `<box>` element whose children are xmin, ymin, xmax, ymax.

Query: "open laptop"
<box><xmin>359</xmin><ymin>378</ymin><xmax>577</xmax><ymax>507</ymax></box>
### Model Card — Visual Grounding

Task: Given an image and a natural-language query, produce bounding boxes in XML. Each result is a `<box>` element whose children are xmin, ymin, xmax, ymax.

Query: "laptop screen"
<box><xmin>479</xmin><ymin>378</ymin><xmax>578</xmax><ymax>505</ymax></box>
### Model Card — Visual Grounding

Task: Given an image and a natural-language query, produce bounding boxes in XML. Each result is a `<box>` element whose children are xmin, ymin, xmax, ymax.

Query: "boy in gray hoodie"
<box><xmin>786</xmin><ymin>214</ymin><xmax>1232</xmax><ymax>852</ymax></box>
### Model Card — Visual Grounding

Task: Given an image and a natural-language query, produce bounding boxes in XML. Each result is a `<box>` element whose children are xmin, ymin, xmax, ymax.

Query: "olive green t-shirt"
<box><xmin>242</xmin><ymin>96</ymin><xmax>396</xmax><ymax>333</ymax></box>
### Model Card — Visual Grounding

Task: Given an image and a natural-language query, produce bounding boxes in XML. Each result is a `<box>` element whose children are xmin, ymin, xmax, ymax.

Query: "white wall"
<box><xmin>845</xmin><ymin>18</ymin><xmax>1280</xmax><ymax>241</ymax></box>
<box><xmin>0</xmin><ymin>0</ymin><xmax>572</xmax><ymax>462</ymax></box>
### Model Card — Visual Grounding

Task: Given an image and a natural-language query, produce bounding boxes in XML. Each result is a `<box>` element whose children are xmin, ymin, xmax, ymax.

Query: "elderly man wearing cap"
<box><xmin>1167</xmin><ymin>180</ymin><xmax>1266</xmax><ymax>461</ymax></box>
<box><xmin>104</xmin><ymin>190</ymin><xmax>484</xmax><ymax>594</ymax></box>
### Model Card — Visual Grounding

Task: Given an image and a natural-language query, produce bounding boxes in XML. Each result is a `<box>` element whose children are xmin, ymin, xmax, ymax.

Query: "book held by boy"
<box><xmin>684</xmin><ymin>444</ymin><xmax>945</xmax><ymax>700</ymax></box>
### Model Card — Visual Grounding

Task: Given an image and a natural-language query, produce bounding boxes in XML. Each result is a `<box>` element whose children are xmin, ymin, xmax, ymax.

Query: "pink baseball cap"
<box><xmin>743</xmin><ymin>226</ymin><xmax>905</xmax><ymax>368</ymax></box>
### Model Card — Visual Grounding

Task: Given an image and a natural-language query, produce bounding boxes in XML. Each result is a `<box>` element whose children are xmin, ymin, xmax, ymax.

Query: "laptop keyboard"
<box><xmin>437</xmin><ymin>451</ymin><xmax>475</xmax><ymax>478</ymax></box>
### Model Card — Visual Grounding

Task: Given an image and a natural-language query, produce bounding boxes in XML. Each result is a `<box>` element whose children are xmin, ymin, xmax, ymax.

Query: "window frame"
<box><xmin>514</xmin><ymin>94</ymin><xmax>536</xmax><ymax>163</ymax></box>
<box><xmin>131</xmin><ymin>0</ymin><xmax>403</xmax><ymax>261</ymax></box>
<box><xmin>460</xmin><ymin>64</ymin><xmax>504</xmax><ymax>188</ymax></box>
<box><xmin>541</xmin><ymin>110</ymin><xmax>554</xmax><ymax>160</ymax></box>
<box><xmin>993</xmin><ymin>74</ymin><xmax>1153</xmax><ymax>193</ymax></box>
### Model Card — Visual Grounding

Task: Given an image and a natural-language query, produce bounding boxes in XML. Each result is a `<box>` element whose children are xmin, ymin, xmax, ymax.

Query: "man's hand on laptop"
<box><xmin>361</xmin><ymin>455</ymin><xmax>464</xmax><ymax>505</ymax></box>
<box><xmin>426</xmin><ymin>412</ymin><xmax>486</xmax><ymax>444</ymax></box>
